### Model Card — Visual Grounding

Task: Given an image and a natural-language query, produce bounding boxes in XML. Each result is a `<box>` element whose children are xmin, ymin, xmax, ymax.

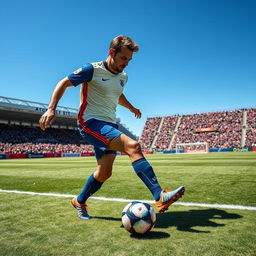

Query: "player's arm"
<box><xmin>118</xmin><ymin>93</ymin><xmax>141</xmax><ymax>119</ymax></box>
<box><xmin>39</xmin><ymin>77</ymin><xmax>73</xmax><ymax>131</ymax></box>
<box><xmin>39</xmin><ymin>63</ymin><xmax>94</xmax><ymax>131</ymax></box>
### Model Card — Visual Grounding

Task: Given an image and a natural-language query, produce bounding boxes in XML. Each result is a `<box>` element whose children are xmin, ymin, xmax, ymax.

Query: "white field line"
<box><xmin>1</xmin><ymin>189</ymin><xmax>256</xmax><ymax>211</ymax></box>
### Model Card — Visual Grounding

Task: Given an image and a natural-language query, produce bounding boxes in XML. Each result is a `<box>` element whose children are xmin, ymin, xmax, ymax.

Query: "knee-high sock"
<box><xmin>132</xmin><ymin>158</ymin><xmax>162</xmax><ymax>201</ymax></box>
<box><xmin>77</xmin><ymin>173</ymin><xmax>103</xmax><ymax>204</ymax></box>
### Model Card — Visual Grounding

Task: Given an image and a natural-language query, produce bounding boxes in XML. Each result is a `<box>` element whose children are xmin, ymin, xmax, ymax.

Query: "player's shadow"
<box><xmin>155</xmin><ymin>208</ymin><xmax>243</xmax><ymax>233</ymax></box>
<box><xmin>92</xmin><ymin>216</ymin><xmax>121</xmax><ymax>222</ymax></box>
<box><xmin>130</xmin><ymin>231</ymin><xmax>170</xmax><ymax>239</ymax></box>
<box><xmin>92</xmin><ymin>216</ymin><xmax>170</xmax><ymax>239</ymax></box>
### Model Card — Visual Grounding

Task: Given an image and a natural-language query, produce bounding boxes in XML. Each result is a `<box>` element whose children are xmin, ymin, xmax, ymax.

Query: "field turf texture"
<box><xmin>0</xmin><ymin>152</ymin><xmax>255</xmax><ymax>256</ymax></box>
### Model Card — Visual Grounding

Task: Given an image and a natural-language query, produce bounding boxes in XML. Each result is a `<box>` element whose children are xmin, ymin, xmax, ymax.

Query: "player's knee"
<box><xmin>104</xmin><ymin>169</ymin><xmax>112</xmax><ymax>180</ymax></box>
<box><xmin>126</xmin><ymin>140</ymin><xmax>141</xmax><ymax>155</ymax></box>
<box><xmin>94</xmin><ymin>168</ymin><xmax>112</xmax><ymax>182</ymax></box>
<box><xmin>101</xmin><ymin>168</ymin><xmax>112</xmax><ymax>181</ymax></box>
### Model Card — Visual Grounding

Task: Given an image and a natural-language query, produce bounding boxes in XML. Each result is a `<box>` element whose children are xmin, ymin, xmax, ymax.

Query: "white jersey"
<box><xmin>68</xmin><ymin>61</ymin><xmax>128</xmax><ymax>124</ymax></box>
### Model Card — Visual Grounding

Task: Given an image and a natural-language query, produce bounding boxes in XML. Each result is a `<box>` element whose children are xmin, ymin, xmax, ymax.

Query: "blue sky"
<box><xmin>0</xmin><ymin>0</ymin><xmax>255</xmax><ymax>136</ymax></box>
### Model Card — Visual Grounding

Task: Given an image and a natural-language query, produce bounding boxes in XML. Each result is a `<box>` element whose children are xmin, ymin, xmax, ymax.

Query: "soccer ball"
<box><xmin>121</xmin><ymin>201</ymin><xmax>156</xmax><ymax>235</ymax></box>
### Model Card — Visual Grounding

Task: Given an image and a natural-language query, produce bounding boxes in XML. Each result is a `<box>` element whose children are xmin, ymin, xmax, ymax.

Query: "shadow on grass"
<box><xmin>92</xmin><ymin>216</ymin><xmax>170</xmax><ymax>239</ymax></box>
<box><xmin>92</xmin><ymin>208</ymin><xmax>242</xmax><ymax>235</ymax></box>
<box><xmin>155</xmin><ymin>208</ymin><xmax>243</xmax><ymax>233</ymax></box>
<box><xmin>130</xmin><ymin>231</ymin><xmax>170</xmax><ymax>239</ymax></box>
<box><xmin>92</xmin><ymin>216</ymin><xmax>121</xmax><ymax>221</ymax></box>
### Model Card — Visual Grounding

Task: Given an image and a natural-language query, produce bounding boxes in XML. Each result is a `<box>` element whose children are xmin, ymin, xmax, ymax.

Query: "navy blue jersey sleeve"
<box><xmin>68</xmin><ymin>63</ymin><xmax>94</xmax><ymax>86</ymax></box>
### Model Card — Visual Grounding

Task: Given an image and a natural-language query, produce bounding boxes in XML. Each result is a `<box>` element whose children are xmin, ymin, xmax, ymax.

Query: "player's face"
<box><xmin>110</xmin><ymin>47</ymin><xmax>133</xmax><ymax>73</ymax></box>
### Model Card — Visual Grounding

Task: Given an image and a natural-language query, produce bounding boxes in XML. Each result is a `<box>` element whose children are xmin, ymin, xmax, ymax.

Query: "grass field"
<box><xmin>0</xmin><ymin>152</ymin><xmax>256</xmax><ymax>256</ymax></box>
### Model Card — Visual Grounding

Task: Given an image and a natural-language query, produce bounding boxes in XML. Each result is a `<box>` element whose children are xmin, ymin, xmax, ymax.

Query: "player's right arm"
<box><xmin>39</xmin><ymin>63</ymin><xmax>94</xmax><ymax>131</ymax></box>
<box><xmin>39</xmin><ymin>77</ymin><xmax>73</xmax><ymax>131</ymax></box>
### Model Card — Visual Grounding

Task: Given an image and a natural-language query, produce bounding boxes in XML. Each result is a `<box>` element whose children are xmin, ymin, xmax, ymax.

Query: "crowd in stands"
<box><xmin>1</xmin><ymin>108</ymin><xmax>255</xmax><ymax>155</ymax></box>
<box><xmin>0</xmin><ymin>124</ymin><xmax>84</xmax><ymax>144</ymax></box>
<box><xmin>0</xmin><ymin>124</ymin><xmax>94</xmax><ymax>154</ymax></box>
<box><xmin>139</xmin><ymin>108</ymin><xmax>256</xmax><ymax>151</ymax></box>
<box><xmin>153</xmin><ymin>116</ymin><xmax>178</xmax><ymax>151</ymax></box>
<box><xmin>139</xmin><ymin>117</ymin><xmax>161</xmax><ymax>151</ymax></box>
<box><xmin>246</xmin><ymin>108</ymin><xmax>256</xmax><ymax>147</ymax></box>
<box><xmin>173</xmin><ymin>110</ymin><xmax>243</xmax><ymax>148</ymax></box>
<box><xmin>0</xmin><ymin>142</ymin><xmax>94</xmax><ymax>155</ymax></box>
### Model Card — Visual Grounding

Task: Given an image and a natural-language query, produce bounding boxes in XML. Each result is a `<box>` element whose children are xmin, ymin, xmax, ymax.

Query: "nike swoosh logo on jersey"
<box><xmin>102</xmin><ymin>78</ymin><xmax>110</xmax><ymax>81</ymax></box>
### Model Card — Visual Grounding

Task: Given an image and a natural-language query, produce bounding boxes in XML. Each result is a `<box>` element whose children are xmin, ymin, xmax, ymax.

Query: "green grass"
<box><xmin>0</xmin><ymin>152</ymin><xmax>256</xmax><ymax>256</ymax></box>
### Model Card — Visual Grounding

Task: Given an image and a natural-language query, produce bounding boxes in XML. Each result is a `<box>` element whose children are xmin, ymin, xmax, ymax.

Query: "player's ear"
<box><xmin>109</xmin><ymin>48</ymin><xmax>115</xmax><ymax>57</ymax></box>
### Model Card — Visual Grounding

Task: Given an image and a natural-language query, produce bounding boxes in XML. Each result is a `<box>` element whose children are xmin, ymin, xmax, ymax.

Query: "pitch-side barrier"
<box><xmin>0</xmin><ymin>152</ymin><xmax>94</xmax><ymax>159</ymax></box>
<box><xmin>0</xmin><ymin>147</ymin><xmax>255</xmax><ymax>159</ymax></box>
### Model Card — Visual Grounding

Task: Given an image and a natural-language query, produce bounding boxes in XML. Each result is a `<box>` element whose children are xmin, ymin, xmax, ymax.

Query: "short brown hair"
<box><xmin>109</xmin><ymin>35</ymin><xmax>139</xmax><ymax>55</ymax></box>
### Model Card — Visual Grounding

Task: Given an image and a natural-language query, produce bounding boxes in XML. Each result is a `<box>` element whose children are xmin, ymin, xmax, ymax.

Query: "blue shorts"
<box><xmin>78</xmin><ymin>118</ymin><xmax>122</xmax><ymax>160</ymax></box>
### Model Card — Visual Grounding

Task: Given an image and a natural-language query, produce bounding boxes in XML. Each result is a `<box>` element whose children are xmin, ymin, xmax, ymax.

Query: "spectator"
<box><xmin>0</xmin><ymin>124</ymin><xmax>94</xmax><ymax>154</ymax></box>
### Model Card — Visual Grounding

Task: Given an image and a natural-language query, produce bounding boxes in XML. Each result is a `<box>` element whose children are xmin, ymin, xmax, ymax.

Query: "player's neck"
<box><xmin>105</xmin><ymin>57</ymin><xmax>119</xmax><ymax>74</ymax></box>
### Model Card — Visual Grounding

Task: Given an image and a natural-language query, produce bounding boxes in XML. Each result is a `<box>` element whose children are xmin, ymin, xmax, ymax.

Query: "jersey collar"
<box><xmin>103</xmin><ymin>61</ymin><xmax>119</xmax><ymax>75</ymax></box>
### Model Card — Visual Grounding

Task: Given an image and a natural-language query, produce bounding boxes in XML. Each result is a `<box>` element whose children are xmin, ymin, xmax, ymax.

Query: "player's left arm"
<box><xmin>118</xmin><ymin>93</ymin><xmax>141</xmax><ymax>119</ymax></box>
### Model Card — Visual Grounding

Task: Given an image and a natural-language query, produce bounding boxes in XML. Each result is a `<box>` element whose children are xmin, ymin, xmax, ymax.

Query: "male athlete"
<box><xmin>39</xmin><ymin>35</ymin><xmax>185</xmax><ymax>219</ymax></box>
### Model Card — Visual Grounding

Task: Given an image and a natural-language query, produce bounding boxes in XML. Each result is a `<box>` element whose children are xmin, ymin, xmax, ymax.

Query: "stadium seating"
<box><xmin>139</xmin><ymin>117</ymin><xmax>161</xmax><ymax>151</ymax></box>
<box><xmin>173</xmin><ymin>110</ymin><xmax>242</xmax><ymax>149</ymax></box>
<box><xmin>246</xmin><ymin>108</ymin><xmax>256</xmax><ymax>147</ymax></box>
<box><xmin>139</xmin><ymin>109</ymin><xmax>255</xmax><ymax>151</ymax></box>
<box><xmin>0</xmin><ymin>124</ymin><xmax>94</xmax><ymax>154</ymax></box>
<box><xmin>0</xmin><ymin>108</ymin><xmax>255</xmax><ymax>155</ymax></box>
<box><xmin>153</xmin><ymin>116</ymin><xmax>178</xmax><ymax>151</ymax></box>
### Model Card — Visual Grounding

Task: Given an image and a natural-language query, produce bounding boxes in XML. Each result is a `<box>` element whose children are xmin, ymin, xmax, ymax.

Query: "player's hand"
<box><xmin>39</xmin><ymin>109</ymin><xmax>56</xmax><ymax>131</ymax></box>
<box><xmin>131</xmin><ymin>107</ymin><xmax>142</xmax><ymax>119</ymax></box>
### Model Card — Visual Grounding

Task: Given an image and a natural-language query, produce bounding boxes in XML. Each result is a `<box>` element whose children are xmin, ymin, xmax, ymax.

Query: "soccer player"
<box><xmin>39</xmin><ymin>35</ymin><xmax>185</xmax><ymax>219</ymax></box>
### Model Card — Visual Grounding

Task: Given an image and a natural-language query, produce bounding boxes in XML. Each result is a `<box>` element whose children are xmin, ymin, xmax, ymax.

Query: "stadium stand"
<box><xmin>153</xmin><ymin>116</ymin><xmax>179</xmax><ymax>151</ymax></box>
<box><xmin>0</xmin><ymin>123</ymin><xmax>94</xmax><ymax>154</ymax></box>
<box><xmin>173</xmin><ymin>110</ymin><xmax>243</xmax><ymax>149</ymax></box>
<box><xmin>1</xmin><ymin>96</ymin><xmax>255</xmax><ymax>157</ymax></box>
<box><xmin>140</xmin><ymin>108</ymin><xmax>256</xmax><ymax>152</ymax></box>
<box><xmin>139</xmin><ymin>117</ymin><xmax>161</xmax><ymax>151</ymax></box>
<box><xmin>0</xmin><ymin>96</ymin><xmax>137</xmax><ymax>156</ymax></box>
<box><xmin>246</xmin><ymin>108</ymin><xmax>256</xmax><ymax>147</ymax></box>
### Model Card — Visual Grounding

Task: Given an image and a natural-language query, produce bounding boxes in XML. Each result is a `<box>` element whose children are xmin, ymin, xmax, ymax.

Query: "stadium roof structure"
<box><xmin>0</xmin><ymin>96</ymin><xmax>137</xmax><ymax>139</ymax></box>
<box><xmin>0</xmin><ymin>96</ymin><xmax>79</xmax><ymax>127</ymax></box>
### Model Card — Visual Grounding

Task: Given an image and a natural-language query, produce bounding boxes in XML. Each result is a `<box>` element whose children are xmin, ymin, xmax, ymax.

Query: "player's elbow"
<box><xmin>61</xmin><ymin>77</ymin><xmax>74</xmax><ymax>88</ymax></box>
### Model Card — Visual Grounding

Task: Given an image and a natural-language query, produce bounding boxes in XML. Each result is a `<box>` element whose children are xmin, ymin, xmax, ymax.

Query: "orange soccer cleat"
<box><xmin>71</xmin><ymin>196</ymin><xmax>92</xmax><ymax>219</ymax></box>
<box><xmin>156</xmin><ymin>186</ymin><xmax>185</xmax><ymax>213</ymax></box>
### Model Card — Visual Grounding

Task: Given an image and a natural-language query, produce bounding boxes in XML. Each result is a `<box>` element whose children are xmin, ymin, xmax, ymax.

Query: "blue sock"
<box><xmin>77</xmin><ymin>173</ymin><xmax>103</xmax><ymax>204</ymax></box>
<box><xmin>132</xmin><ymin>158</ymin><xmax>162</xmax><ymax>201</ymax></box>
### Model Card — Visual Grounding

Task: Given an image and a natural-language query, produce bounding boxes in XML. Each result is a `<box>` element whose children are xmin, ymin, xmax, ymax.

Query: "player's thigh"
<box><xmin>107</xmin><ymin>133</ymin><xmax>139</xmax><ymax>153</ymax></box>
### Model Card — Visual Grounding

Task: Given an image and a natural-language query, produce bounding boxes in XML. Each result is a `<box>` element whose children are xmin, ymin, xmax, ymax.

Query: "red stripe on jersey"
<box><xmin>78</xmin><ymin>82</ymin><xmax>110</xmax><ymax>145</ymax></box>
<box><xmin>78</xmin><ymin>82</ymin><xmax>88</xmax><ymax>123</ymax></box>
